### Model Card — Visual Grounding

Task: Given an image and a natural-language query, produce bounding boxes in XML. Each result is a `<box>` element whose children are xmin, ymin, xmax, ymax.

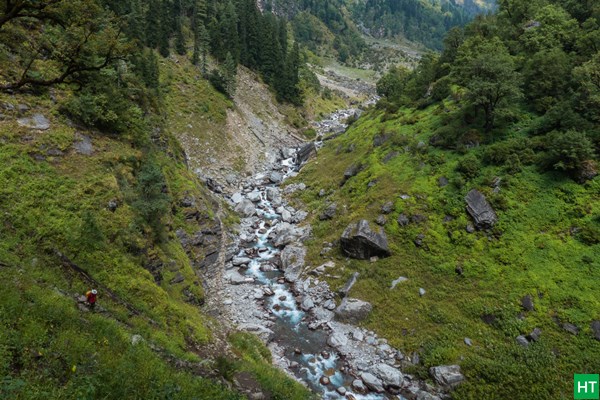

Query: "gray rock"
<box><xmin>269</xmin><ymin>171</ymin><xmax>283</xmax><ymax>183</ymax></box>
<box><xmin>516</xmin><ymin>335</ymin><xmax>529</xmax><ymax>347</ymax></box>
<box><xmin>352</xmin><ymin>329</ymin><xmax>364</xmax><ymax>342</ymax></box>
<box><xmin>231</xmin><ymin>192</ymin><xmax>243</xmax><ymax>204</ymax></box>
<box><xmin>272</xmin><ymin>223</ymin><xmax>303</xmax><ymax>247</ymax></box>
<box><xmin>17</xmin><ymin>113</ymin><xmax>50</xmax><ymax>130</ymax></box>
<box><xmin>336</xmin><ymin>386</ymin><xmax>347</xmax><ymax>395</ymax></box>
<box><xmin>327</xmin><ymin>331</ymin><xmax>348</xmax><ymax>348</ymax></box>
<box><xmin>419</xmin><ymin>288</ymin><xmax>426</xmax><ymax>297</ymax></box>
<box><xmin>590</xmin><ymin>320</ymin><xmax>600</xmax><ymax>341</ymax></box>
<box><xmin>527</xmin><ymin>327</ymin><xmax>542</xmax><ymax>342</ymax></box>
<box><xmin>563</xmin><ymin>322</ymin><xmax>579</xmax><ymax>336</ymax></box>
<box><xmin>232</xmin><ymin>257</ymin><xmax>252</xmax><ymax>266</ymax></box>
<box><xmin>296</xmin><ymin>142</ymin><xmax>317</xmax><ymax>166</ymax></box>
<box><xmin>397</xmin><ymin>214</ymin><xmax>410</xmax><ymax>227</ymax></box>
<box><xmin>371</xmin><ymin>363</ymin><xmax>403</xmax><ymax>387</ymax></box>
<box><xmin>226</xmin><ymin>270</ymin><xmax>248</xmax><ymax>285</ymax></box>
<box><xmin>323</xmin><ymin>299</ymin><xmax>336</xmax><ymax>310</ymax></box>
<box><xmin>265</xmin><ymin>187</ymin><xmax>279</xmax><ymax>201</ymax></box>
<box><xmin>438</xmin><ymin>177</ymin><xmax>449</xmax><ymax>187</ymax></box>
<box><xmin>381</xmin><ymin>201</ymin><xmax>394</xmax><ymax>214</ymax></box>
<box><xmin>360</xmin><ymin>372</ymin><xmax>384</xmax><ymax>393</ymax></box>
<box><xmin>73</xmin><ymin>134</ymin><xmax>94</xmax><ymax>155</ymax></box>
<box><xmin>352</xmin><ymin>379</ymin><xmax>367</xmax><ymax>393</ymax></box>
<box><xmin>338</xmin><ymin>272</ymin><xmax>359</xmax><ymax>298</ymax></box>
<box><xmin>464</xmin><ymin>338</ymin><xmax>473</xmax><ymax>346</ymax></box>
<box><xmin>334</xmin><ymin>298</ymin><xmax>372</xmax><ymax>323</ymax></box>
<box><xmin>340</xmin><ymin>220</ymin><xmax>391</xmax><ymax>260</ymax></box>
<box><xmin>341</xmin><ymin>163</ymin><xmax>361</xmax><ymax>185</ymax></box>
<box><xmin>301</xmin><ymin>297</ymin><xmax>315</xmax><ymax>311</ymax></box>
<box><xmin>319</xmin><ymin>203</ymin><xmax>337</xmax><ymax>221</ymax></box>
<box><xmin>318</xmin><ymin>189</ymin><xmax>327</xmax><ymax>197</ymax></box>
<box><xmin>247</xmin><ymin>190</ymin><xmax>262</xmax><ymax>203</ymax></box>
<box><xmin>521</xmin><ymin>295</ymin><xmax>534</xmax><ymax>311</ymax></box>
<box><xmin>465</xmin><ymin>189</ymin><xmax>498</xmax><ymax>229</ymax></box>
<box><xmin>280</xmin><ymin>245</ymin><xmax>306</xmax><ymax>282</ymax></box>
<box><xmin>390</xmin><ymin>276</ymin><xmax>408</xmax><ymax>289</ymax></box>
<box><xmin>280</xmin><ymin>208</ymin><xmax>292</xmax><ymax>222</ymax></box>
<box><xmin>131</xmin><ymin>334</ymin><xmax>144</xmax><ymax>346</ymax></box>
<box><xmin>375</xmin><ymin>215</ymin><xmax>387</xmax><ymax>226</ymax></box>
<box><xmin>235</xmin><ymin>199</ymin><xmax>256</xmax><ymax>217</ymax></box>
<box><xmin>107</xmin><ymin>199</ymin><xmax>118</xmax><ymax>212</ymax></box>
<box><xmin>466</xmin><ymin>223</ymin><xmax>475</xmax><ymax>233</ymax></box>
<box><xmin>429</xmin><ymin>365</ymin><xmax>465</xmax><ymax>387</ymax></box>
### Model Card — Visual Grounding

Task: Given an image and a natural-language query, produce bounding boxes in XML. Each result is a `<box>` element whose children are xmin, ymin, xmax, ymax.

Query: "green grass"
<box><xmin>0</xmin><ymin>74</ymin><xmax>310</xmax><ymax>398</ymax></box>
<box><xmin>290</xmin><ymin>104</ymin><xmax>600</xmax><ymax>399</ymax></box>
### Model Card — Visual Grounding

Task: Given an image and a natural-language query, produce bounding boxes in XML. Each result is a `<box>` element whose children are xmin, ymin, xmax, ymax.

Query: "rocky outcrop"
<box><xmin>465</xmin><ymin>189</ymin><xmax>497</xmax><ymax>229</ymax></box>
<box><xmin>235</xmin><ymin>199</ymin><xmax>256</xmax><ymax>217</ymax></box>
<box><xmin>371</xmin><ymin>363</ymin><xmax>403</xmax><ymax>388</ymax></box>
<box><xmin>279</xmin><ymin>245</ymin><xmax>306</xmax><ymax>282</ymax></box>
<box><xmin>340</xmin><ymin>220</ymin><xmax>391</xmax><ymax>259</ymax></box>
<box><xmin>17</xmin><ymin>113</ymin><xmax>50</xmax><ymax>130</ymax></box>
<box><xmin>429</xmin><ymin>365</ymin><xmax>465</xmax><ymax>387</ymax></box>
<box><xmin>334</xmin><ymin>298</ymin><xmax>372</xmax><ymax>323</ymax></box>
<box><xmin>295</xmin><ymin>142</ymin><xmax>316</xmax><ymax>166</ymax></box>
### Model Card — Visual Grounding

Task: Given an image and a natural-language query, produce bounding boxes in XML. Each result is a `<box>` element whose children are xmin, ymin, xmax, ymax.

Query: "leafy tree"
<box><xmin>0</xmin><ymin>0</ymin><xmax>130</xmax><ymax>91</ymax></box>
<box><xmin>573</xmin><ymin>51</ymin><xmax>600</xmax><ymax>122</ymax></box>
<box><xmin>452</xmin><ymin>36</ymin><xmax>522</xmax><ymax>133</ymax></box>
<box><xmin>523</xmin><ymin>48</ymin><xmax>572</xmax><ymax>112</ymax></box>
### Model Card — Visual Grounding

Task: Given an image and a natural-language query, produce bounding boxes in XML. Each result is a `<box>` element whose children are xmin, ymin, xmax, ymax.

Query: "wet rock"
<box><xmin>235</xmin><ymin>199</ymin><xmax>256</xmax><ymax>217</ymax></box>
<box><xmin>390</xmin><ymin>276</ymin><xmax>408</xmax><ymax>289</ymax></box>
<box><xmin>323</xmin><ymin>299</ymin><xmax>336</xmax><ymax>310</ymax></box>
<box><xmin>372</xmin><ymin>363</ymin><xmax>403</xmax><ymax>388</ymax></box>
<box><xmin>320</xmin><ymin>376</ymin><xmax>330</xmax><ymax>386</ymax></box>
<box><xmin>338</xmin><ymin>272</ymin><xmax>359</xmax><ymax>298</ymax></box>
<box><xmin>562</xmin><ymin>322</ymin><xmax>579</xmax><ymax>336</ymax></box>
<box><xmin>521</xmin><ymin>295</ymin><xmax>534</xmax><ymax>311</ymax></box>
<box><xmin>397</xmin><ymin>214</ymin><xmax>410</xmax><ymax>227</ymax></box>
<box><xmin>340</xmin><ymin>220</ymin><xmax>391</xmax><ymax>260</ymax></box>
<box><xmin>327</xmin><ymin>331</ymin><xmax>348</xmax><ymax>348</ymax></box>
<box><xmin>352</xmin><ymin>379</ymin><xmax>367</xmax><ymax>394</ymax></box>
<box><xmin>336</xmin><ymin>386</ymin><xmax>347</xmax><ymax>395</ymax></box>
<box><xmin>360</xmin><ymin>372</ymin><xmax>384</xmax><ymax>393</ymax></box>
<box><xmin>334</xmin><ymin>298</ymin><xmax>372</xmax><ymax>323</ymax></box>
<box><xmin>17</xmin><ymin>113</ymin><xmax>50</xmax><ymax>130</ymax></box>
<box><xmin>319</xmin><ymin>203</ymin><xmax>337</xmax><ymax>221</ymax></box>
<box><xmin>429</xmin><ymin>365</ymin><xmax>465</xmax><ymax>387</ymax></box>
<box><xmin>226</xmin><ymin>270</ymin><xmax>248</xmax><ymax>285</ymax></box>
<box><xmin>465</xmin><ymin>189</ymin><xmax>498</xmax><ymax>229</ymax></box>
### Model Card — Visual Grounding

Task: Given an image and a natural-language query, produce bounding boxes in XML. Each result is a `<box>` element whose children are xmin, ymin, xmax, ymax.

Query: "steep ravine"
<box><xmin>196</xmin><ymin>98</ymin><xmax>462</xmax><ymax>399</ymax></box>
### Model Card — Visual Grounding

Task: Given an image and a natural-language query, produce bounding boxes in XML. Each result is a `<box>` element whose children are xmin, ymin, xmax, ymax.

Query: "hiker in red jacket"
<box><xmin>85</xmin><ymin>289</ymin><xmax>97</xmax><ymax>309</ymax></box>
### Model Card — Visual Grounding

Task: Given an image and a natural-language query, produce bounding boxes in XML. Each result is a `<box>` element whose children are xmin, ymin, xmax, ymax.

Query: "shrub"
<box><xmin>456</xmin><ymin>153</ymin><xmax>481</xmax><ymax>180</ymax></box>
<box><xmin>544</xmin><ymin>130</ymin><xmax>596</xmax><ymax>172</ymax></box>
<box><xmin>483</xmin><ymin>138</ymin><xmax>535</xmax><ymax>166</ymax></box>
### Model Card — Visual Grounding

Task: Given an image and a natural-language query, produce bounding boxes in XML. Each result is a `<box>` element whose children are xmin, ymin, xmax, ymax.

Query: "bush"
<box><xmin>483</xmin><ymin>138</ymin><xmax>535</xmax><ymax>166</ymax></box>
<box><xmin>456</xmin><ymin>153</ymin><xmax>481</xmax><ymax>180</ymax></box>
<box><xmin>544</xmin><ymin>130</ymin><xmax>596</xmax><ymax>172</ymax></box>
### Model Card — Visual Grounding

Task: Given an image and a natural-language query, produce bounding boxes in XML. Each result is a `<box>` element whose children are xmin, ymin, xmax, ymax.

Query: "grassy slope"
<box><xmin>0</xmin><ymin>63</ymin><xmax>311</xmax><ymax>398</ymax></box>
<box><xmin>290</xmin><ymin>103</ymin><xmax>600</xmax><ymax>399</ymax></box>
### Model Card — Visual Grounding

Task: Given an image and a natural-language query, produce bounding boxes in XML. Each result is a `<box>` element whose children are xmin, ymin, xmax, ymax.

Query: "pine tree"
<box><xmin>223</xmin><ymin>51</ymin><xmax>237</xmax><ymax>97</ymax></box>
<box><xmin>146</xmin><ymin>0</ymin><xmax>161</xmax><ymax>48</ymax></box>
<box><xmin>175</xmin><ymin>16</ymin><xmax>186</xmax><ymax>55</ymax></box>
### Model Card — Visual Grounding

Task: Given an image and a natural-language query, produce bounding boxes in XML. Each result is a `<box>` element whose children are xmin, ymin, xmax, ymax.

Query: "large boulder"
<box><xmin>465</xmin><ymin>189</ymin><xmax>497</xmax><ymax>229</ymax></box>
<box><xmin>17</xmin><ymin>113</ymin><xmax>50</xmax><ymax>130</ymax></box>
<box><xmin>272</xmin><ymin>222</ymin><xmax>304</xmax><ymax>247</ymax></box>
<box><xmin>279</xmin><ymin>245</ymin><xmax>306</xmax><ymax>282</ymax></box>
<box><xmin>340</xmin><ymin>220</ymin><xmax>391</xmax><ymax>259</ymax></box>
<box><xmin>295</xmin><ymin>142</ymin><xmax>317</xmax><ymax>166</ymax></box>
<box><xmin>429</xmin><ymin>365</ymin><xmax>465</xmax><ymax>387</ymax></box>
<box><xmin>235</xmin><ymin>199</ymin><xmax>256</xmax><ymax>217</ymax></box>
<box><xmin>334</xmin><ymin>298</ymin><xmax>372</xmax><ymax>323</ymax></box>
<box><xmin>360</xmin><ymin>372</ymin><xmax>384</xmax><ymax>393</ymax></box>
<box><xmin>371</xmin><ymin>363</ymin><xmax>403</xmax><ymax>388</ymax></box>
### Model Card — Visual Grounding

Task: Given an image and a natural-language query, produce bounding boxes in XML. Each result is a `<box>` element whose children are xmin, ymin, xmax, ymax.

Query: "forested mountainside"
<box><xmin>260</xmin><ymin>0</ymin><xmax>494</xmax><ymax>61</ymax></box>
<box><xmin>290</xmin><ymin>0</ymin><xmax>600</xmax><ymax>398</ymax></box>
<box><xmin>352</xmin><ymin>0</ymin><xmax>496</xmax><ymax>49</ymax></box>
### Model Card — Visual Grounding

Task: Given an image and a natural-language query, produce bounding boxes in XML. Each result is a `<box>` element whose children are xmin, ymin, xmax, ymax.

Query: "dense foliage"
<box><xmin>377</xmin><ymin>0</ymin><xmax>600</xmax><ymax>180</ymax></box>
